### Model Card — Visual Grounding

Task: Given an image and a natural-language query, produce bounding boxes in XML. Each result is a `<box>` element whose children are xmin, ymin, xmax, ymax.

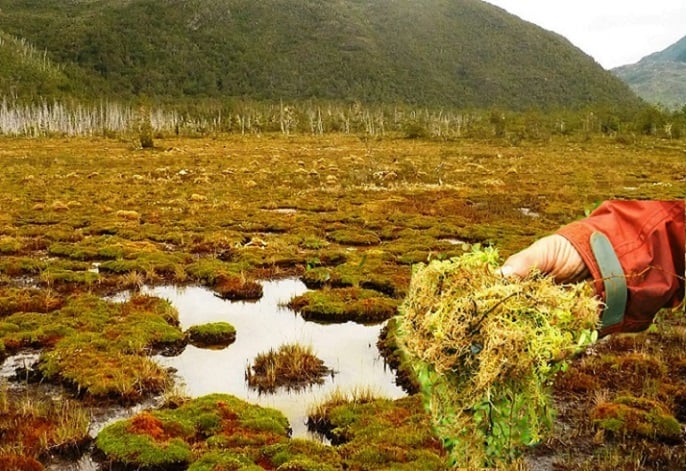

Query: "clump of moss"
<box><xmin>186</xmin><ymin>322</ymin><xmax>236</xmax><ymax>349</ymax></box>
<box><xmin>98</xmin><ymin>251</ymin><xmax>191</xmax><ymax>282</ymax></box>
<box><xmin>0</xmin><ymin>288</ymin><xmax>64</xmax><ymax>316</ymax></box>
<box><xmin>39</xmin><ymin>268</ymin><xmax>101</xmax><ymax>290</ymax></box>
<box><xmin>0</xmin><ymin>294</ymin><xmax>185</xmax><ymax>401</ymax></box>
<box><xmin>288</xmin><ymin>287</ymin><xmax>398</xmax><ymax>323</ymax></box>
<box><xmin>212</xmin><ymin>274</ymin><xmax>263</xmax><ymax>300</ymax></box>
<box><xmin>187</xmin><ymin>451</ymin><xmax>262</xmax><ymax>471</ymax></box>
<box><xmin>307</xmin><ymin>394</ymin><xmax>448</xmax><ymax>469</ymax></box>
<box><xmin>261</xmin><ymin>439</ymin><xmax>343</xmax><ymax>470</ymax></box>
<box><xmin>0</xmin><ymin>236</ymin><xmax>23</xmax><ymax>254</ymax></box>
<box><xmin>246</xmin><ymin>343</ymin><xmax>330</xmax><ymax>393</ymax></box>
<box><xmin>0</xmin><ymin>256</ymin><xmax>46</xmax><ymax>277</ymax></box>
<box><xmin>582</xmin><ymin>352</ymin><xmax>667</xmax><ymax>394</ymax></box>
<box><xmin>377</xmin><ymin>318</ymin><xmax>419</xmax><ymax>394</ymax></box>
<box><xmin>303</xmin><ymin>255</ymin><xmax>407</xmax><ymax>298</ymax></box>
<box><xmin>95</xmin><ymin>394</ymin><xmax>290</xmax><ymax>469</ymax></box>
<box><xmin>184</xmin><ymin>257</ymin><xmax>230</xmax><ymax>284</ymax></box>
<box><xmin>396</xmin><ymin>246</ymin><xmax>601</xmax><ymax>468</ymax></box>
<box><xmin>592</xmin><ymin>395</ymin><xmax>683</xmax><ymax>442</ymax></box>
<box><xmin>300</xmin><ymin>267</ymin><xmax>335</xmax><ymax>289</ymax></box>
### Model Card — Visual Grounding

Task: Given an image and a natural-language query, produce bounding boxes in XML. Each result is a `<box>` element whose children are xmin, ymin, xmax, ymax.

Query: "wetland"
<box><xmin>0</xmin><ymin>133</ymin><xmax>684</xmax><ymax>470</ymax></box>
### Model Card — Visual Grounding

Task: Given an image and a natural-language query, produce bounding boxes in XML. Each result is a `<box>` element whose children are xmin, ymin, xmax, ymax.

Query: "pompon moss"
<box><xmin>96</xmin><ymin>394</ymin><xmax>290</xmax><ymax>469</ymax></box>
<box><xmin>396</xmin><ymin>245</ymin><xmax>601</xmax><ymax>468</ymax></box>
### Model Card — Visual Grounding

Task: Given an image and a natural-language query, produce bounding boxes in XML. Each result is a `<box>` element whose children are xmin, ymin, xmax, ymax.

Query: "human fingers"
<box><xmin>500</xmin><ymin>234</ymin><xmax>589</xmax><ymax>283</ymax></box>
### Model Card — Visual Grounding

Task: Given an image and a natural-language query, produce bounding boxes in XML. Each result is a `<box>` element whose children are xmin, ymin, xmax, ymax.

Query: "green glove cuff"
<box><xmin>590</xmin><ymin>231</ymin><xmax>627</xmax><ymax>329</ymax></box>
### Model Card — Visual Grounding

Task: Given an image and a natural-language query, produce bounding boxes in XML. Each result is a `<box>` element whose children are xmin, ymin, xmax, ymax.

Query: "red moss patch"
<box><xmin>0</xmin><ymin>454</ymin><xmax>44</xmax><ymax>471</ymax></box>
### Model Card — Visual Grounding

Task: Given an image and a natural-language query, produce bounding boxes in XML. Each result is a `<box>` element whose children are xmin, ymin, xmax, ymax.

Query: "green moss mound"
<box><xmin>96</xmin><ymin>394</ymin><xmax>290</xmax><ymax>469</ymax></box>
<box><xmin>396</xmin><ymin>246</ymin><xmax>601</xmax><ymax>468</ymax></box>
<box><xmin>187</xmin><ymin>322</ymin><xmax>236</xmax><ymax>349</ymax></box>
<box><xmin>0</xmin><ymin>294</ymin><xmax>185</xmax><ymax>401</ymax></box>
<box><xmin>288</xmin><ymin>287</ymin><xmax>398</xmax><ymax>323</ymax></box>
<box><xmin>307</xmin><ymin>394</ymin><xmax>448</xmax><ymax>469</ymax></box>
<box><xmin>592</xmin><ymin>395</ymin><xmax>683</xmax><ymax>442</ymax></box>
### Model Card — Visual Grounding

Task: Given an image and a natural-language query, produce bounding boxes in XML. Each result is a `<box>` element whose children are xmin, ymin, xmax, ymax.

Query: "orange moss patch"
<box><xmin>128</xmin><ymin>412</ymin><xmax>171</xmax><ymax>441</ymax></box>
<box><xmin>212</xmin><ymin>274</ymin><xmax>263</xmax><ymax>300</ymax></box>
<box><xmin>554</xmin><ymin>367</ymin><xmax>600</xmax><ymax>394</ymax></box>
<box><xmin>582</xmin><ymin>351</ymin><xmax>667</xmax><ymax>393</ymax></box>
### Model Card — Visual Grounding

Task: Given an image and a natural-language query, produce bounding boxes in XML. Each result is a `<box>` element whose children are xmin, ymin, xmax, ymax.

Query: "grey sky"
<box><xmin>482</xmin><ymin>1</ymin><xmax>686</xmax><ymax>69</ymax></box>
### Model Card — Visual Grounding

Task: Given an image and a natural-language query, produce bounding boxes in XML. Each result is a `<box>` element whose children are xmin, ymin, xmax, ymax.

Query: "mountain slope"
<box><xmin>0</xmin><ymin>0</ymin><xmax>642</xmax><ymax>110</ymax></box>
<box><xmin>0</xmin><ymin>30</ymin><xmax>72</xmax><ymax>98</ymax></box>
<box><xmin>613</xmin><ymin>35</ymin><xmax>686</xmax><ymax>109</ymax></box>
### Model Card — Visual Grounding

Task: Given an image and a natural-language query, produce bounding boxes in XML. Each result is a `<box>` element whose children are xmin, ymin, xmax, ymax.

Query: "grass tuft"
<box><xmin>246</xmin><ymin>343</ymin><xmax>331</xmax><ymax>393</ymax></box>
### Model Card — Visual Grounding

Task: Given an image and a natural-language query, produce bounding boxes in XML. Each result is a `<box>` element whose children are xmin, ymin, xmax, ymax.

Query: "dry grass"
<box><xmin>245</xmin><ymin>343</ymin><xmax>331</xmax><ymax>392</ymax></box>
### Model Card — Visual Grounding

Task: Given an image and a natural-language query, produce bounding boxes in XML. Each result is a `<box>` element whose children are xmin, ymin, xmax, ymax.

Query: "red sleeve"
<box><xmin>556</xmin><ymin>200</ymin><xmax>684</xmax><ymax>336</ymax></box>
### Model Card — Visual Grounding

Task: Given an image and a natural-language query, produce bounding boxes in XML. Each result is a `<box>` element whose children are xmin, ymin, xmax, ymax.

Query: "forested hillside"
<box><xmin>0</xmin><ymin>0</ymin><xmax>642</xmax><ymax>110</ymax></box>
<box><xmin>0</xmin><ymin>30</ymin><xmax>72</xmax><ymax>97</ymax></box>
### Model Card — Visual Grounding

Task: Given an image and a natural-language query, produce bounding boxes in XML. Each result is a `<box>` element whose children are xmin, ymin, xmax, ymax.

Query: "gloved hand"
<box><xmin>500</xmin><ymin>234</ymin><xmax>589</xmax><ymax>283</ymax></box>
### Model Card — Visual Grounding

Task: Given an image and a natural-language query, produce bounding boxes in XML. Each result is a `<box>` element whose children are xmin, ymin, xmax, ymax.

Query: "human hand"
<box><xmin>500</xmin><ymin>234</ymin><xmax>589</xmax><ymax>283</ymax></box>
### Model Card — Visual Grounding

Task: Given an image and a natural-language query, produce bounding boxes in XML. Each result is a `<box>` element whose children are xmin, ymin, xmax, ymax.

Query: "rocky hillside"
<box><xmin>613</xmin><ymin>35</ymin><xmax>686</xmax><ymax>109</ymax></box>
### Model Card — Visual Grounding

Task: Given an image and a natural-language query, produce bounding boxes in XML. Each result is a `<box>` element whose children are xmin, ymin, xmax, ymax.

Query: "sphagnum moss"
<box><xmin>396</xmin><ymin>246</ymin><xmax>601</xmax><ymax>468</ymax></box>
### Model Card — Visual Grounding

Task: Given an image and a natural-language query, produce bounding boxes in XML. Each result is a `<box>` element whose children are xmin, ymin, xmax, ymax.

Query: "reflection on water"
<box><xmin>0</xmin><ymin>279</ymin><xmax>405</xmax><ymax>469</ymax></box>
<box><xmin>143</xmin><ymin>278</ymin><xmax>406</xmax><ymax>438</ymax></box>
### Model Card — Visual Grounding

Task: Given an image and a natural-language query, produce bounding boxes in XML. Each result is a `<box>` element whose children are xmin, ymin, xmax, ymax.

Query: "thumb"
<box><xmin>500</xmin><ymin>247</ymin><xmax>541</xmax><ymax>279</ymax></box>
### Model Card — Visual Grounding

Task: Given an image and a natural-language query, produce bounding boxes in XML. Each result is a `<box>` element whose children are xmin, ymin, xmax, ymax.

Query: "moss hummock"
<box><xmin>0</xmin><ymin>294</ymin><xmax>185</xmax><ymax>402</ymax></box>
<box><xmin>307</xmin><ymin>394</ymin><xmax>448</xmax><ymax>469</ymax></box>
<box><xmin>186</xmin><ymin>322</ymin><xmax>236</xmax><ymax>349</ymax></box>
<box><xmin>95</xmin><ymin>394</ymin><xmax>290</xmax><ymax>469</ymax></box>
<box><xmin>288</xmin><ymin>287</ymin><xmax>398</xmax><ymax>323</ymax></box>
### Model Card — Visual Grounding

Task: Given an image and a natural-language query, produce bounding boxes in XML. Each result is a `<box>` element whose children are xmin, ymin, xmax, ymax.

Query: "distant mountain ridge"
<box><xmin>0</xmin><ymin>0</ymin><xmax>642</xmax><ymax>110</ymax></box>
<box><xmin>613</xmin><ymin>35</ymin><xmax>686</xmax><ymax>109</ymax></box>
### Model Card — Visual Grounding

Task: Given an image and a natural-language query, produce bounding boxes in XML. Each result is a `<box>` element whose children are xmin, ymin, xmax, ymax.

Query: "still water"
<box><xmin>1</xmin><ymin>278</ymin><xmax>405</xmax><ymax>469</ymax></box>
<box><xmin>143</xmin><ymin>278</ymin><xmax>406</xmax><ymax>438</ymax></box>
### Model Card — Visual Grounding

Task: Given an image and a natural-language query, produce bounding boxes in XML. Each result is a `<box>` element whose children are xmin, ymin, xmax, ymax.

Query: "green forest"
<box><xmin>0</xmin><ymin>0</ymin><xmax>643</xmax><ymax>110</ymax></box>
<box><xmin>1</xmin><ymin>0</ymin><xmax>685</xmax><ymax>139</ymax></box>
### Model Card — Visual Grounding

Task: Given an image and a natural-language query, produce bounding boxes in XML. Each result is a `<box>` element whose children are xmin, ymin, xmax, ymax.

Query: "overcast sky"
<box><xmin>482</xmin><ymin>1</ymin><xmax>686</xmax><ymax>69</ymax></box>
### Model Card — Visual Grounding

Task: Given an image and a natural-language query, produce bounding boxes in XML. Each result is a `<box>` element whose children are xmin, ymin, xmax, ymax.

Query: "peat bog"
<box><xmin>0</xmin><ymin>133</ymin><xmax>684</xmax><ymax>470</ymax></box>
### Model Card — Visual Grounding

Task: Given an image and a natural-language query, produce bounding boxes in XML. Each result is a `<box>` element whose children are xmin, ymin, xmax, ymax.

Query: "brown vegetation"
<box><xmin>0</xmin><ymin>132</ymin><xmax>683</xmax><ymax>468</ymax></box>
